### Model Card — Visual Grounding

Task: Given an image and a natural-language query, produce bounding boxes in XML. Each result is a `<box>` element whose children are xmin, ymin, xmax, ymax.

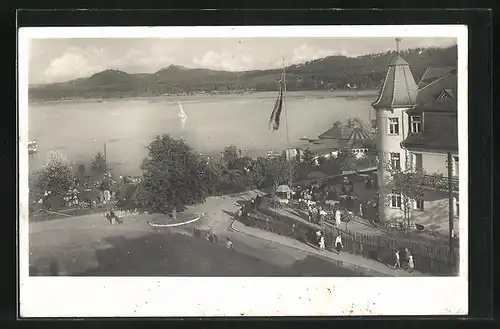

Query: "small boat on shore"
<box><xmin>28</xmin><ymin>140</ymin><xmax>38</xmax><ymax>154</ymax></box>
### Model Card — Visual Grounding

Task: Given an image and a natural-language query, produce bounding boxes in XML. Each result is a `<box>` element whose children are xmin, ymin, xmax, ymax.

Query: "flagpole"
<box><xmin>282</xmin><ymin>58</ymin><xmax>292</xmax><ymax>187</ymax></box>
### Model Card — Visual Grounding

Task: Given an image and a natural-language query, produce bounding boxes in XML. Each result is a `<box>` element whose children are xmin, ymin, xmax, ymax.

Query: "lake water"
<box><xmin>28</xmin><ymin>90</ymin><xmax>377</xmax><ymax>175</ymax></box>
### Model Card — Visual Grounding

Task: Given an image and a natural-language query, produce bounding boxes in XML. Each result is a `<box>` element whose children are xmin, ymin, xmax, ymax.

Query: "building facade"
<box><xmin>401</xmin><ymin>69</ymin><xmax>459</xmax><ymax>230</ymax></box>
<box><xmin>371</xmin><ymin>55</ymin><xmax>419</xmax><ymax>222</ymax></box>
<box><xmin>372</xmin><ymin>55</ymin><xmax>459</xmax><ymax>228</ymax></box>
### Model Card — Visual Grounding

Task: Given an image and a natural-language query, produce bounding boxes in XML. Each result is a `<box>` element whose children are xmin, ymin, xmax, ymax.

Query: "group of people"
<box><xmin>394</xmin><ymin>248</ymin><xmax>415</xmax><ymax>271</ymax></box>
<box><xmin>306</xmin><ymin>203</ymin><xmax>352</xmax><ymax>228</ymax></box>
<box><xmin>62</xmin><ymin>189</ymin><xmax>83</xmax><ymax>208</ymax></box>
<box><xmin>295</xmin><ymin>182</ymin><xmax>341</xmax><ymax>205</ymax></box>
<box><xmin>290</xmin><ymin>177</ymin><xmax>363</xmax><ymax>224</ymax></box>
<box><xmin>315</xmin><ymin>230</ymin><xmax>344</xmax><ymax>254</ymax></box>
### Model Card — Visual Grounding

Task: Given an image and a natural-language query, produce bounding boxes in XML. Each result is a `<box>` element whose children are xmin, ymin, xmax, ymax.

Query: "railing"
<box><xmin>290</xmin><ymin>167</ymin><xmax>377</xmax><ymax>187</ymax></box>
<box><xmin>434</xmin><ymin>176</ymin><xmax>459</xmax><ymax>192</ymax></box>
<box><xmin>417</xmin><ymin>173</ymin><xmax>459</xmax><ymax>193</ymax></box>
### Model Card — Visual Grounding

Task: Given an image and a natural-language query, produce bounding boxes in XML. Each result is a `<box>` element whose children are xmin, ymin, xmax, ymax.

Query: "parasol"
<box><xmin>276</xmin><ymin>185</ymin><xmax>292</xmax><ymax>193</ymax></box>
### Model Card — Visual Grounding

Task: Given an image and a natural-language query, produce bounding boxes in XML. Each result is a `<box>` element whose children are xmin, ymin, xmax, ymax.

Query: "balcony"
<box><xmin>427</xmin><ymin>175</ymin><xmax>459</xmax><ymax>193</ymax></box>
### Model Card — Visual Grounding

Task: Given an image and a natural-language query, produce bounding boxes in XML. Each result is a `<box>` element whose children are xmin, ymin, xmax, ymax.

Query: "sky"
<box><xmin>28</xmin><ymin>37</ymin><xmax>456</xmax><ymax>84</ymax></box>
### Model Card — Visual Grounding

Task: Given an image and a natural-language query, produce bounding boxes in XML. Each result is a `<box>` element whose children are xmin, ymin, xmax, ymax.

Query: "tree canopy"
<box><xmin>91</xmin><ymin>152</ymin><xmax>107</xmax><ymax>176</ymax></box>
<box><xmin>33</xmin><ymin>151</ymin><xmax>75</xmax><ymax>195</ymax></box>
<box><xmin>251</xmin><ymin>156</ymin><xmax>296</xmax><ymax>190</ymax></box>
<box><xmin>301</xmin><ymin>148</ymin><xmax>316</xmax><ymax>168</ymax></box>
<box><xmin>132</xmin><ymin>134</ymin><xmax>211</xmax><ymax>214</ymax></box>
<box><xmin>220</xmin><ymin>145</ymin><xmax>239</xmax><ymax>169</ymax></box>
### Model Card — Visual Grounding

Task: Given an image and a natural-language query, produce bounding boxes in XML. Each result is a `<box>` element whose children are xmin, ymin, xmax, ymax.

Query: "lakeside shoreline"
<box><xmin>27</xmin><ymin>90</ymin><xmax>377</xmax><ymax>175</ymax></box>
<box><xmin>27</xmin><ymin>89</ymin><xmax>379</xmax><ymax>105</ymax></box>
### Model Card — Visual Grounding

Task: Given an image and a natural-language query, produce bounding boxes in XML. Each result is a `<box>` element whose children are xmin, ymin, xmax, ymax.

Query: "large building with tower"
<box><xmin>372</xmin><ymin>49</ymin><xmax>459</xmax><ymax>232</ymax></box>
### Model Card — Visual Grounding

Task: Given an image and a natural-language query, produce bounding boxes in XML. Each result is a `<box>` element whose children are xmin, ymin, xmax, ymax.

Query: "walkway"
<box><xmin>29</xmin><ymin>189</ymin><xmax>426</xmax><ymax>276</ymax></box>
<box><xmin>229</xmin><ymin>219</ymin><xmax>424</xmax><ymax>277</ymax></box>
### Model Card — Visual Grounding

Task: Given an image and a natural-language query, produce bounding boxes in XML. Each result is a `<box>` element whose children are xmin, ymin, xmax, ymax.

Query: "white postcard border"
<box><xmin>18</xmin><ymin>25</ymin><xmax>469</xmax><ymax>317</ymax></box>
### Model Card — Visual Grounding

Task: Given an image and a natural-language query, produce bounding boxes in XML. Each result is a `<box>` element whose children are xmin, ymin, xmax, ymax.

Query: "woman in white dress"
<box><xmin>319</xmin><ymin>234</ymin><xmax>326</xmax><ymax>251</ymax></box>
<box><xmin>407</xmin><ymin>255</ymin><xmax>415</xmax><ymax>272</ymax></box>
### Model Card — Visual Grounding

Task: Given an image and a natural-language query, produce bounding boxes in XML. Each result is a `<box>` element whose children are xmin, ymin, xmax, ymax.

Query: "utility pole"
<box><xmin>104</xmin><ymin>142</ymin><xmax>107</xmax><ymax>170</ymax></box>
<box><xmin>447</xmin><ymin>152</ymin><xmax>454</xmax><ymax>267</ymax></box>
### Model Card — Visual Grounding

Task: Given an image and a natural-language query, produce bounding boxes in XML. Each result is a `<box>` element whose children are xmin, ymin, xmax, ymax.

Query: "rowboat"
<box><xmin>28</xmin><ymin>140</ymin><xmax>38</xmax><ymax>154</ymax></box>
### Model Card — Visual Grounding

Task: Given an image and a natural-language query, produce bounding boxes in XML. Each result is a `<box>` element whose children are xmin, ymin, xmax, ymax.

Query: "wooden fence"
<box><xmin>240</xmin><ymin>208</ymin><xmax>458</xmax><ymax>276</ymax></box>
<box><xmin>323</xmin><ymin>225</ymin><xmax>458</xmax><ymax>275</ymax></box>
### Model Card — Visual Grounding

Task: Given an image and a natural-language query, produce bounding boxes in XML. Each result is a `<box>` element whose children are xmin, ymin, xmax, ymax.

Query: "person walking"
<box><xmin>319</xmin><ymin>208</ymin><xmax>327</xmax><ymax>226</ymax></box>
<box><xmin>394</xmin><ymin>250</ymin><xmax>401</xmax><ymax>269</ymax></box>
<box><xmin>226</xmin><ymin>237</ymin><xmax>233</xmax><ymax>250</ymax></box>
<box><xmin>335</xmin><ymin>208</ymin><xmax>342</xmax><ymax>227</ymax></box>
<box><xmin>404</xmin><ymin>248</ymin><xmax>410</xmax><ymax>269</ymax></box>
<box><xmin>319</xmin><ymin>234</ymin><xmax>326</xmax><ymax>251</ymax></box>
<box><xmin>335</xmin><ymin>235</ymin><xmax>343</xmax><ymax>254</ymax></box>
<box><xmin>407</xmin><ymin>255</ymin><xmax>415</xmax><ymax>272</ymax></box>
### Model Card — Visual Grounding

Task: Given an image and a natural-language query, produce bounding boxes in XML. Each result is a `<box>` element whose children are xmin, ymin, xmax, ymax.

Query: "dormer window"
<box><xmin>410</xmin><ymin>115</ymin><xmax>422</xmax><ymax>133</ymax></box>
<box><xmin>437</xmin><ymin>89</ymin><xmax>454</xmax><ymax>100</ymax></box>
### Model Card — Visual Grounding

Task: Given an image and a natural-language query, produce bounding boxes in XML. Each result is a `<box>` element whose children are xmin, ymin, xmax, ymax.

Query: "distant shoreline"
<box><xmin>28</xmin><ymin>89</ymin><xmax>378</xmax><ymax>105</ymax></box>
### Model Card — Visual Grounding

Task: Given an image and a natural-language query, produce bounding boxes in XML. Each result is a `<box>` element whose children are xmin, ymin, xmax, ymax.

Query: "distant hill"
<box><xmin>29</xmin><ymin>45</ymin><xmax>457</xmax><ymax>101</ymax></box>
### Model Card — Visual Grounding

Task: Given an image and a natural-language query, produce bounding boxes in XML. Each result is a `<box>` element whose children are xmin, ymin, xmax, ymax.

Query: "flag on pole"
<box><xmin>269</xmin><ymin>76</ymin><xmax>284</xmax><ymax>131</ymax></box>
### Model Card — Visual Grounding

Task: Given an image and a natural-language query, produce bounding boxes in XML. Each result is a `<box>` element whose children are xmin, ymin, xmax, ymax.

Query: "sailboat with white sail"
<box><xmin>177</xmin><ymin>101</ymin><xmax>188</xmax><ymax>129</ymax></box>
<box><xmin>178</xmin><ymin>101</ymin><xmax>188</xmax><ymax>120</ymax></box>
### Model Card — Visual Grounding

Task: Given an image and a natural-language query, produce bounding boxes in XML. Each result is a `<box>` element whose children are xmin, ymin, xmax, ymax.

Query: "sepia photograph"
<box><xmin>18</xmin><ymin>25</ymin><xmax>468</xmax><ymax>317</ymax></box>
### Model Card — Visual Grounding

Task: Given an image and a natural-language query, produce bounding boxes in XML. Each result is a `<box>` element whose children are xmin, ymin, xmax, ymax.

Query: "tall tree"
<box><xmin>251</xmin><ymin>156</ymin><xmax>296</xmax><ymax>191</ymax></box>
<box><xmin>132</xmin><ymin>134</ymin><xmax>211</xmax><ymax>214</ymax></box>
<box><xmin>301</xmin><ymin>148</ymin><xmax>316</xmax><ymax>168</ymax></box>
<box><xmin>220</xmin><ymin>145</ymin><xmax>239</xmax><ymax>169</ymax></box>
<box><xmin>91</xmin><ymin>151</ymin><xmax>107</xmax><ymax>177</ymax></box>
<box><xmin>34</xmin><ymin>151</ymin><xmax>75</xmax><ymax>195</ymax></box>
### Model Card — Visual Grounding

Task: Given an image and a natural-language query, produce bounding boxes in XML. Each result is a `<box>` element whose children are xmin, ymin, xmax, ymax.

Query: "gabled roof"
<box><xmin>318</xmin><ymin>126</ymin><xmax>355</xmax><ymax>140</ymax></box>
<box><xmin>418</xmin><ymin>67</ymin><xmax>456</xmax><ymax>88</ymax></box>
<box><xmin>372</xmin><ymin>55</ymin><xmax>419</xmax><ymax>109</ymax></box>
<box><xmin>305</xmin><ymin>139</ymin><xmax>342</xmax><ymax>154</ymax></box>
<box><xmin>416</xmin><ymin>68</ymin><xmax>457</xmax><ymax>105</ymax></box>
<box><xmin>407</xmin><ymin>97</ymin><xmax>457</xmax><ymax>114</ymax></box>
<box><xmin>341</xmin><ymin>127</ymin><xmax>374</xmax><ymax>149</ymax></box>
<box><xmin>402</xmin><ymin>67</ymin><xmax>458</xmax><ymax>153</ymax></box>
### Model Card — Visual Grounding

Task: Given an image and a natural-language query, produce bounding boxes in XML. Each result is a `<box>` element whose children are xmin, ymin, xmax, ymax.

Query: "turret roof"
<box><xmin>372</xmin><ymin>55</ymin><xmax>419</xmax><ymax>109</ymax></box>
